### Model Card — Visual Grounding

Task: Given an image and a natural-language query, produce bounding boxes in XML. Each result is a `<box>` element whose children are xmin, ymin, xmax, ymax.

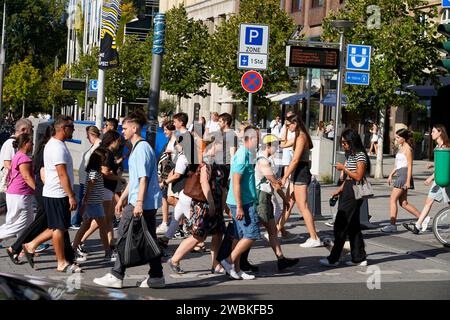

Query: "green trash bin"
<box><xmin>434</xmin><ymin>148</ymin><xmax>450</xmax><ymax>187</ymax></box>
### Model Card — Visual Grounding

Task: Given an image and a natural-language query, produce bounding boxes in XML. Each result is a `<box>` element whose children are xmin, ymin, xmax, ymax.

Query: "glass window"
<box><xmin>292</xmin><ymin>0</ymin><xmax>302</xmax><ymax>12</ymax></box>
<box><xmin>442</xmin><ymin>9</ymin><xmax>450</xmax><ymax>22</ymax></box>
<box><xmin>312</xmin><ymin>0</ymin><xmax>324</xmax><ymax>8</ymax></box>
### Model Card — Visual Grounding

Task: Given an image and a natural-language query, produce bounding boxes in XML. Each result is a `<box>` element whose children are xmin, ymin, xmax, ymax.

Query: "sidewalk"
<box><xmin>0</xmin><ymin>158</ymin><xmax>449</xmax><ymax>299</ymax></box>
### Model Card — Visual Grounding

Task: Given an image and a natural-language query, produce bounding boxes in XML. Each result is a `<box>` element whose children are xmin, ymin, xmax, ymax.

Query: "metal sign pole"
<box><xmin>96</xmin><ymin>69</ymin><xmax>105</xmax><ymax>129</ymax></box>
<box><xmin>332</xmin><ymin>31</ymin><xmax>345</xmax><ymax>182</ymax></box>
<box><xmin>248</xmin><ymin>92</ymin><xmax>253</xmax><ymax>124</ymax></box>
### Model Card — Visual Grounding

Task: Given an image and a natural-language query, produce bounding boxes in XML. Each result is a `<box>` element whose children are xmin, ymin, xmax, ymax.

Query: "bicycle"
<box><xmin>433</xmin><ymin>205</ymin><xmax>450</xmax><ymax>247</ymax></box>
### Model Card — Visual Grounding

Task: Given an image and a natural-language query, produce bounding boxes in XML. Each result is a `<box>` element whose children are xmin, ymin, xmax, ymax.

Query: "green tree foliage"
<box><xmin>322</xmin><ymin>0</ymin><xmax>441</xmax><ymax>178</ymax></box>
<box><xmin>162</xmin><ymin>4</ymin><xmax>210</xmax><ymax>109</ymax></box>
<box><xmin>3</xmin><ymin>57</ymin><xmax>42</xmax><ymax>116</ymax></box>
<box><xmin>47</xmin><ymin>64</ymin><xmax>76</xmax><ymax>111</ymax></box>
<box><xmin>322</xmin><ymin>0</ymin><xmax>440</xmax><ymax>113</ymax></box>
<box><xmin>208</xmin><ymin>0</ymin><xmax>297</xmax><ymax>116</ymax></box>
<box><xmin>106</xmin><ymin>35</ymin><xmax>151</xmax><ymax>104</ymax></box>
<box><xmin>1</xmin><ymin>0</ymin><xmax>67</xmax><ymax>69</ymax></box>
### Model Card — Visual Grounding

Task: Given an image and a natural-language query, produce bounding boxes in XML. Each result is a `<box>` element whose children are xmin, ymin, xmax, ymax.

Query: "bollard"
<box><xmin>308</xmin><ymin>176</ymin><xmax>324</xmax><ymax>219</ymax></box>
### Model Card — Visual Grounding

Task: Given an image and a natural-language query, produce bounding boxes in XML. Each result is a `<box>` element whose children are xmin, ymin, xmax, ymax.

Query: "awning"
<box><xmin>320</xmin><ymin>92</ymin><xmax>347</xmax><ymax>106</ymax></box>
<box><xmin>267</xmin><ymin>93</ymin><xmax>306</xmax><ymax>105</ymax></box>
<box><xmin>216</xmin><ymin>96</ymin><xmax>242</xmax><ymax>104</ymax></box>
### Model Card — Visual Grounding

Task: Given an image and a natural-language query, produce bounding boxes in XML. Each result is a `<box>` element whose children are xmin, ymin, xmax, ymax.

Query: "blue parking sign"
<box><xmin>245</xmin><ymin>27</ymin><xmax>263</xmax><ymax>45</ymax></box>
<box><xmin>346</xmin><ymin>44</ymin><xmax>372</xmax><ymax>72</ymax></box>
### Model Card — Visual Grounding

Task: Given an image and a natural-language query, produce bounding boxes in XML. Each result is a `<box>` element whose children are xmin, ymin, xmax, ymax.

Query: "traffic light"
<box><xmin>437</xmin><ymin>23</ymin><xmax>450</xmax><ymax>73</ymax></box>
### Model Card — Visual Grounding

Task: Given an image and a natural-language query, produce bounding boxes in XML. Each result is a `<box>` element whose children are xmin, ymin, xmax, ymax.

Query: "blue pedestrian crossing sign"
<box><xmin>89</xmin><ymin>79</ymin><xmax>98</xmax><ymax>92</ymax></box>
<box><xmin>345</xmin><ymin>71</ymin><xmax>370</xmax><ymax>86</ymax></box>
<box><xmin>443</xmin><ymin>0</ymin><xmax>450</xmax><ymax>8</ymax></box>
<box><xmin>346</xmin><ymin>44</ymin><xmax>372</xmax><ymax>72</ymax></box>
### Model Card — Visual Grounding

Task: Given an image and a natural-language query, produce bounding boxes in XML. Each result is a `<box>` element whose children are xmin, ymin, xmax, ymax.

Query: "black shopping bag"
<box><xmin>117</xmin><ymin>216</ymin><xmax>161</xmax><ymax>268</ymax></box>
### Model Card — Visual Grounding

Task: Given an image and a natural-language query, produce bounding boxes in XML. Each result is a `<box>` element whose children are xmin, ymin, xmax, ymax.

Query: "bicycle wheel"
<box><xmin>433</xmin><ymin>207</ymin><xmax>450</xmax><ymax>247</ymax></box>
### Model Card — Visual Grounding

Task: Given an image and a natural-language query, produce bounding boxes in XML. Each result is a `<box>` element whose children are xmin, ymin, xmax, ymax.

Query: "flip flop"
<box><xmin>192</xmin><ymin>244</ymin><xmax>206</xmax><ymax>253</ymax></box>
<box><xmin>57</xmin><ymin>263</ymin><xmax>82</xmax><ymax>273</ymax></box>
<box><xmin>6</xmin><ymin>248</ymin><xmax>20</xmax><ymax>265</ymax></box>
<box><xmin>22</xmin><ymin>244</ymin><xmax>35</xmax><ymax>269</ymax></box>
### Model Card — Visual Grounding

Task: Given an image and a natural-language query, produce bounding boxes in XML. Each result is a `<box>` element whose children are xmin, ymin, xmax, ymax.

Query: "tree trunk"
<box><xmin>22</xmin><ymin>100</ymin><xmax>25</xmax><ymax>118</ymax></box>
<box><xmin>374</xmin><ymin>107</ymin><xmax>386</xmax><ymax>179</ymax></box>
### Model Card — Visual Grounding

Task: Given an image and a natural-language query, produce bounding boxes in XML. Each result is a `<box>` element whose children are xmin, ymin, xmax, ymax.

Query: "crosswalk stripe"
<box><xmin>415</xmin><ymin>269</ymin><xmax>449</xmax><ymax>274</ymax></box>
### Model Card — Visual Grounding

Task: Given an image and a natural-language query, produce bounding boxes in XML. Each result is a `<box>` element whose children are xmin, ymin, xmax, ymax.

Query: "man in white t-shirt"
<box><xmin>269</xmin><ymin>116</ymin><xmax>282</xmax><ymax>138</ymax></box>
<box><xmin>325</xmin><ymin>120</ymin><xmax>335</xmax><ymax>140</ymax></box>
<box><xmin>42</xmin><ymin>115</ymin><xmax>79</xmax><ymax>273</ymax></box>
<box><xmin>205</xmin><ymin>112</ymin><xmax>220</xmax><ymax>136</ymax></box>
<box><xmin>0</xmin><ymin>118</ymin><xmax>33</xmax><ymax>171</ymax></box>
<box><xmin>0</xmin><ymin>119</ymin><xmax>33</xmax><ymax>208</ymax></box>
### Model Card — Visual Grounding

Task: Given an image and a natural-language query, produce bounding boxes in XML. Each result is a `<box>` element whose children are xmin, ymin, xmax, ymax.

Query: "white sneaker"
<box><xmin>93</xmin><ymin>273</ymin><xmax>123</xmax><ymax>289</ymax></box>
<box><xmin>237</xmin><ymin>271</ymin><xmax>255</xmax><ymax>280</ymax></box>
<box><xmin>138</xmin><ymin>276</ymin><xmax>166</xmax><ymax>288</ymax></box>
<box><xmin>421</xmin><ymin>216</ymin><xmax>431</xmax><ymax>232</ymax></box>
<box><xmin>156</xmin><ymin>222</ymin><xmax>169</xmax><ymax>235</ymax></box>
<box><xmin>345</xmin><ymin>260</ymin><xmax>368</xmax><ymax>266</ymax></box>
<box><xmin>220</xmin><ymin>259</ymin><xmax>240</xmax><ymax>280</ymax></box>
<box><xmin>300</xmin><ymin>237</ymin><xmax>322</xmax><ymax>248</ymax></box>
<box><xmin>324</xmin><ymin>220</ymin><xmax>334</xmax><ymax>227</ymax></box>
<box><xmin>381</xmin><ymin>224</ymin><xmax>397</xmax><ymax>233</ymax></box>
<box><xmin>263</xmin><ymin>232</ymin><xmax>270</xmax><ymax>242</ymax></box>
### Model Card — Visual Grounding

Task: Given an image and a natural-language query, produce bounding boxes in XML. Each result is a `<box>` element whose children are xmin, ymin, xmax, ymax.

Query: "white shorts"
<box><xmin>282</xmin><ymin>149</ymin><xmax>293</xmax><ymax>166</ymax></box>
<box><xmin>428</xmin><ymin>181</ymin><xmax>450</xmax><ymax>203</ymax></box>
<box><xmin>371</xmin><ymin>135</ymin><xmax>379</xmax><ymax>143</ymax></box>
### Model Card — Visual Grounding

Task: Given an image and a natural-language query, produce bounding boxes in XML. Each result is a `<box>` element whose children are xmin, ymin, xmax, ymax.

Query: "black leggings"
<box><xmin>328</xmin><ymin>181</ymin><xmax>366</xmax><ymax>263</ymax></box>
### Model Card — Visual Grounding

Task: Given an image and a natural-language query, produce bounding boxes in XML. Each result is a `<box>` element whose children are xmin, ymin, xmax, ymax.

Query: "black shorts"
<box><xmin>44</xmin><ymin>197</ymin><xmax>71</xmax><ymax>230</ymax></box>
<box><xmin>290</xmin><ymin>162</ymin><xmax>312</xmax><ymax>185</ymax></box>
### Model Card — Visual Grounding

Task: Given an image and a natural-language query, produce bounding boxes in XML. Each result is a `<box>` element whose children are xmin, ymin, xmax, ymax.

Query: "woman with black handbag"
<box><xmin>320</xmin><ymin>128</ymin><xmax>369</xmax><ymax>267</ymax></box>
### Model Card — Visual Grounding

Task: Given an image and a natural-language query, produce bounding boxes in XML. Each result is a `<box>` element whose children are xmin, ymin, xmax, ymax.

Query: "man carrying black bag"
<box><xmin>94</xmin><ymin>110</ymin><xmax>165</xmax><ymax>289</ymax></box>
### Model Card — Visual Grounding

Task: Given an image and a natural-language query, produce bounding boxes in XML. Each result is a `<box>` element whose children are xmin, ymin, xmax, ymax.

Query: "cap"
<box><xmin>262</xmin><ymin>134</ymin><xmax>279</xmax><ymax>145</ymax></box>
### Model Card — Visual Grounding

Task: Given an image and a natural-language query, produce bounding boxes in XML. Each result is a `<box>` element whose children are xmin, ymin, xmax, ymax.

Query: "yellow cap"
<box><xmin>262</xmin><ymin>134</ymin><xmax>278</xmax><ymax>145</ymax></box>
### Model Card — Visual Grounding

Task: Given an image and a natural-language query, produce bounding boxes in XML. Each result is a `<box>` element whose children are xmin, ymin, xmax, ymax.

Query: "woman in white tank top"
<box><xmin>382</xmin><ymin>129</ymin><xmax>421</xmax><ymax>233</ymax></box>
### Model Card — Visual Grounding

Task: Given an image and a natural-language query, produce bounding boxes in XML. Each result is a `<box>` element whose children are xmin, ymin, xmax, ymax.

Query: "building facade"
<box><xmin>159</xmin><ymin>0</ymin><xmax>239</xmax><ymax>125</ymax></box>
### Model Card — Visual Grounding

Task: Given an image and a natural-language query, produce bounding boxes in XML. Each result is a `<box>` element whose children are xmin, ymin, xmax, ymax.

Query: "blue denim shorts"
<box><xmin>85</xmin><ymin>203</ymin><xmax>105</xmax><ymax>219</ymax></box>
<box><xmin>229</xmin><ymin>203</ymin><xmax>260</xmax><ymax>240</ymax></box>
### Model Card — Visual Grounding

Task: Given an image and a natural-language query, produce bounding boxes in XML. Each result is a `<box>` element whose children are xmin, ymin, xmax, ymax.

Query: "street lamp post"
<box><xmin>330</xmin><ymin>20</ymin><xmax>354</xmax><ymax>182</ymax></box>
<box><xmin>84</xmin><ymin>68</ymin><xmax>91</xmax><ymax>120</ymax></box>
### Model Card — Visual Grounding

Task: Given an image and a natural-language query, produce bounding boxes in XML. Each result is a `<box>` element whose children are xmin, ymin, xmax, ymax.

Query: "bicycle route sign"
<box><xmin>241</xmin><ymin>70</ymin><xmax>263</xmax><ymax>93</ymax></box>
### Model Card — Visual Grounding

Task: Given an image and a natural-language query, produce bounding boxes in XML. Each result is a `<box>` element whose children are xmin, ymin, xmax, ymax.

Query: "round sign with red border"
<box><xmin>241</xmin><ymin>70</ymin><xmax>263</xmax><ymax>93</ymax></box>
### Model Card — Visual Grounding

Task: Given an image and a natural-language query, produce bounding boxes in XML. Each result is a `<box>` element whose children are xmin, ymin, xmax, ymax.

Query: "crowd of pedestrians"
<box><xmin>0</xmin><ymin>110</ymin><xmax>448</xmax><ymax>289</ymax></box>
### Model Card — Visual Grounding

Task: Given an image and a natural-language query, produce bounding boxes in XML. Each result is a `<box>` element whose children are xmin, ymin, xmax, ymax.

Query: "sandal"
<box><xmin>6</xmin><ymin>248</ymin><xmax>20</xmax><ymax>265</ymax></box>
<box><xmin>22</xmin><ymin>244</ymin><xmax>35</xmax><ymax>269</ymax></box>
<box><xmin>57</xmin><ymin>263</ymin><xmax>83</xmax><ymax>273</ymax></box>
<box><xmin>211</xmin><ymin>265</ymin><xmax>225</xmax><ymax>274</ymax></box>
<box><xmin>192</xmin><ymin>243</ymin><xmax>206</xmax><ymax>253</ymax></box>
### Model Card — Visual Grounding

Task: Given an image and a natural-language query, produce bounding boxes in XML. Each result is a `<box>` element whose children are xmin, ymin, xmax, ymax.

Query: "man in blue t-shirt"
<box><xmin>221</xmin><ymin>125</ymin><xmax>260</xmax><ymax>280</ymax></box>
<box><xmin>94</xmin><ymin>111</ymin><xmax>164</xmax><ymax>289</ymax></box>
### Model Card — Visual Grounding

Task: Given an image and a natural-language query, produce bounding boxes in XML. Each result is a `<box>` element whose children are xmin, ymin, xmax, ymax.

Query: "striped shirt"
<box><xmin>345</xmin><ymin>152</ymin><xmax>367</xmax><ymax>173</ymax></box>
<box><xmin>84</xmin><ymin>170</ymin><xmax>104</xmax><ymax>204</ymax></box>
